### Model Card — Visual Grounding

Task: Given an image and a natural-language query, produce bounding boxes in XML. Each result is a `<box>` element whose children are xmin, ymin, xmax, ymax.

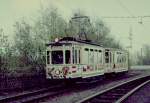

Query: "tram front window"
<box><xmin>52</xmin><ymin>51</ymin><xmax>63</xmax><ymax>64</ymax></box>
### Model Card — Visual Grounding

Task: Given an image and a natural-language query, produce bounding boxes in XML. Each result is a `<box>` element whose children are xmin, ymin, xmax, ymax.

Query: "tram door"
<box><xmin>105</xmin><ymin>50</ymin><xmax>110</xmax><ymax>67</ymax></box>
<box><xmin>105</xmin><ymin>49</ymin><xmax>113</xmax><ymax>72</ymax></box>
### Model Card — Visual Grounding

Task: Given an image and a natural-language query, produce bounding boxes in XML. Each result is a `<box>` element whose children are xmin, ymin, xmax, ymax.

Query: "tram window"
<box><xmin>72</xmin><ymin>48</ymin><xmax>78</xmax><ymax>64</ymax></box>
<box><xmin>47</xmin><ymin>51</ymin><xmax>50</xmax><ymax>64</ymax></box>
<box><xmin>65</xmin><ymin>50</ymin><xmax>71</xmax><ymax>64</ymax></box>
<box><xmin>113</xmin><ymin>54</ymin><xmax>114</xmax><ymax>63</ymax></box>
<box><xmin>110</xmin><ymin>52</ymin><xmax>112</xmax><ymax>63</ymax></box>
<box><xmin>123</xmin><ymin>57</ymin><xmax>125</xmax><ymax>62</ymax></box>
<box><xmin>79</xmin><ymin>50</ymin><xmax>80</xmax><ymax>64</ymax></box>
<box><xmin>52</xmin><ymin>51</ymin><xmax>63</xmax><ymax>64</ymax></box>
<box><xmin>98</xmin><ymin>50</ymin><xmax>102</xmax><ymax>63</ymax></box>
<box><xmin>99</xmin><ymin>53</ymin><xmax>102</xmax><ymax>63</ymax></box>
<box><xmin>105</xmin><ymin>52</ymin><xmax>109</xmax><ymax>63</ymax></box>
<box><xmin>90</xmin><ymin>49</ymin><xmax>93</xmax><ymax>51</ymax></box>
<box><xmin>120</xmin><ymin>56</ymin><xmax>122</xmax><ymax>63</ymax></box>
<box><xmin>85</xmin><ymin>48</ymin><xmax>89</xmax><ymax>51</ymax></box>
<box><xmin>124</xmin><ymin>56</ymin><xmax>126</xmax><ymax>62</ymax></box>
<box><xmin>99</xmin><ymin>50</ymin><xmax>102</xmax><ymax>52</ymax></box>
<box><xmin>72</xmin><ymin>47</ymin><xmax>74</xmax><ymax>64</ymax></box>
<box><xmin>83</xmin><ymin>48</ymin><xmax>89</xmax><ymax>64</ymax></box>
<box><xmin>117</xmin><ymin>56</ymin><xmax>120</xmax><ymax>63</ymax></box>
<box><xmin>117</xmin><ymin>55</ymin><xmax>122</xmax><ymax>63</ymax></box>
<box><xmin>75</xmin><ymin>50</ymin><xmax>77</xmax><ymax>64</ymax></box>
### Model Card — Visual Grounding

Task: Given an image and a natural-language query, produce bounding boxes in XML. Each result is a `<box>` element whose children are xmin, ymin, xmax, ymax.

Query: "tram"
<box><xmin>45</xmin><ymin>37</ymin><xmax>128</xmax><ymax>81</ymax></box>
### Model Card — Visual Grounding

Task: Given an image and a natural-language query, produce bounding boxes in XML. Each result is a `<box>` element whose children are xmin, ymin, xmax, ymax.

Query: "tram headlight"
<box><xmin>55</xmin><ymin>38</ymin><xmax>59</xmax><ymax>42</ymax></box>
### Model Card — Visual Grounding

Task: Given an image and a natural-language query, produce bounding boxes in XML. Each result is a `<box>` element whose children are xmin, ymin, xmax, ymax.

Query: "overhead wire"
<box><xmin>101</xmin><ymin>15</ymin><xmax>150</xmax><ymax>19</ymax></box>
<box><xmin>115</xmin><ymin>0</ymin><xmax>134</xmax><ymax>16</ymax></box>
<box><xmin>102</xmin><ymin>0</ymin><xmax>150</xmax><ymax>31</ymax></box>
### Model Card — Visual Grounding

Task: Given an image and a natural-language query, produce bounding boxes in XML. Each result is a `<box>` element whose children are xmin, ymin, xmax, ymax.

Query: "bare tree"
<box><xmin>2</xmin><ymin>6</ymin><xmax>123</xmax><ymax>75</ymax></box>
<box><xmin>0</xmin><ymin>28</ymin><xmax>10</xmax><ymax>72</ymax></box>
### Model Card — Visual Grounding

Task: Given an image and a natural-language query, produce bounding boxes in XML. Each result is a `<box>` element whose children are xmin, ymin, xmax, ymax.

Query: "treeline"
<box><xmin>0</xmin><ymin>7</ymin><xmax>121</xmax><ymax>75</ymax></box>
<box><xmin>136</xmin><ymin>45</ymin><xmax>150</xmax><ymax>65</ymax></box>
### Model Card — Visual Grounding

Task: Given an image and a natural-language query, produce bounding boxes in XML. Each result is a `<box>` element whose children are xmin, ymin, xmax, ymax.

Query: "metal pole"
<box><xmin>141</xmin><ymin>48</ymin><xmax>143</xmax><ymax>65</ymax></box>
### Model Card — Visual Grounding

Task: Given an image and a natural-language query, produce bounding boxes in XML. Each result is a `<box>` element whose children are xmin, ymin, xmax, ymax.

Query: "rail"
<box><xmin>0</xmin><ymin>84</ymin><xmax>68</xmax><ymax>103</ymax></box>
<box><xmin>76</xmin><ymin>75</ymin><xmax>150</xmax><ymax>103</ymax></box>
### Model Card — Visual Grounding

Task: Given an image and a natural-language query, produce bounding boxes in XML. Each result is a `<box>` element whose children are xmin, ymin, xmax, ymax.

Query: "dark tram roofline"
<box><xmin>46</xmin><ymin>37</ymin><xmax>103</xmax><ymax>47</ymax></box>
<box><xmin>59</xmin><ymin>37</ymin><xmax>92</xmax><ymax>42</ymax></box>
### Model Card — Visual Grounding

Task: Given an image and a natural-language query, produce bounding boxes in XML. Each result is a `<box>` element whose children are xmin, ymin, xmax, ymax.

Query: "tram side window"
<box><xmin>110</xmin><ymin>52</ymin><xmax>112</xmax><ymax>63</ymax></box>
<box><xmin>52</xmin><ymin>51</ymin><xmax>63</xmax><ymax>64</ymax></box>
<box><xmin>72</xmin><ymin>49</ymin><xmax>77</xmax><ymax>64</ymax></box>
<box><xmin>117</xmin><ymin>56</ymin><xmax>119</xmax><ymax>63</ymax></box>
<box><xmin>122</xmin><ymin>55</ymin><xmax>126</xmax><ymax>63</ymax></box>
<box><xmin>84</xmin><ymin>48</ymin><xmax>89</xmax><ymax>64</ymax></box>
<box><xmin>99</xmin><ymin>50</ymin><xmax>102</xmax><ymax>63</ymax></box>
<box><xmin>47</xmin><ymin>51</ymin><xmax>50</xmax><ymax>64</ymax></box>
<box><xmin>124</xmin><ymin>56</ymin><xmax>126</xmax><ymax>63</ymax></box>
<box><xmin>89</xmin><ymin>49</ymin><xmax>94</xmax><ymax>64</ymax></box>
<box><xmin>117</xmin><ymin>55</ymin><xmax>119</xmax><ymax>63</ymax></box>
<box><xmin>74</xmin><ymin>50</ymin><xmax>78</xmax><ymax>64</ymax></box>
<box><xmin>65</xmin><ymin>50</ymin><xmax>71</xmax><ymax>64</ymax></box>
<box><xmin>113</xmin><ymin>53</ymin><xmax>115</xmax><ymax>63</ymax></box>
<box><xmin>72</xmin><ymin>47</ymin><xmax>75</xmax><ymax>64</ymax></box>
<box><xmin>94</xmin><ymin>50</ymin><xmax>98</xmax><ymax>64</ymax></box>
<box><xmin>120</xmin><ymin>56</ymin><xmax>122</xmax><ymax>63</ymax></box>
<box><xmin>79</xmin><ymin>50</ymin><xmax>80</xmax><ymax>64</ymax></box>
<box><xmin>117</xmin><ymin>55</ymin><xmax>122</xmax><ymax>63</ymax></box>
<box><xmin>105</xmin><ymin>52</ymin><xmax>109</xmax><ymax>63</ymax></box>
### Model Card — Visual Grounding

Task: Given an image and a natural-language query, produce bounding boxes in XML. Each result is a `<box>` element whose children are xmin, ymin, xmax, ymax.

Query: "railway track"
<box><xmin>0</xmin><ymin>84</ymin><xmax>70</xmax><ymax>103</ymax></box>
<box><xmin>76</xmin><ymin>75</ymin><xmax>150</xmax><ymax>103</ymax></box>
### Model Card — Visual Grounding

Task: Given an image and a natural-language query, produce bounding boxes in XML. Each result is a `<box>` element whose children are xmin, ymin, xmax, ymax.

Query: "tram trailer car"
<box><xmin>104</xmin><ymin>48</ymin><xmax>129</xmax><ymax>74</ymax></box>
<box><xmin>45</xmin><ymin>37</ymin><xmax>129</xmax><ymax>81</ymax></box>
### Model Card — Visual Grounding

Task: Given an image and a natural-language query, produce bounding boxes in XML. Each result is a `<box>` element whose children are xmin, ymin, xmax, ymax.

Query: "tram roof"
<box><xmin>46</xmin><ymin>37</ymin><xmax>103</xmax><ymax>47</ymax></box>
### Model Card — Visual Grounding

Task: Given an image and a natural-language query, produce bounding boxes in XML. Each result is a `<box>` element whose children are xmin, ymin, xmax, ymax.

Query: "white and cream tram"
<box><xmin>46</xmin><ymin>37</ymin><xmax>128</xmax><ymax>81</ymax></box>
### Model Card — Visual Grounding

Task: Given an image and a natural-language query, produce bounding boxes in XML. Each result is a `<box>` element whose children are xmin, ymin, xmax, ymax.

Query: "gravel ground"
<box><xmin>131</xmin><ymin>65</ymin><xmax>150</xmax><ymax>70</ymax></box>
<box><xmin>124</xmin><ymin>82</ymin><xmax>150</xmax><ymax>103</ymax></box>
<box><xmin>41</xmin><ymin>70</ymin><xmax>150</xmax><ymax>103</ymax></box>
<box><xmin>0</xmin><ymin>87</ymin><xmax>46</xmax><ymax>100</ymax></box>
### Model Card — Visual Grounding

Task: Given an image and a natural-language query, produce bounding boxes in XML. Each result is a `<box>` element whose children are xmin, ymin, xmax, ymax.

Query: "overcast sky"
<box><xmin>0</xmin><ymin>0</ymin><xmax>150</xmax><ymax>52</ymax></box>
